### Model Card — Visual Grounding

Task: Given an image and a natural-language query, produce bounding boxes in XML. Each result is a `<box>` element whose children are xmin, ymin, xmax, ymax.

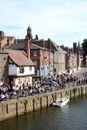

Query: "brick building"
<box><xmin>61</xmin><ymin>42</ymin><xmax>83</xmax><ymax>74</ymax></box>
<box><xmin>0</xmin><ymin>31</ymin><xmax>16</xmax><ymax>49</ymax></box>
<box><xmin>54</xmin><ymin>47</ymin><xmax>67</xmax><ymax>74</ymax></box>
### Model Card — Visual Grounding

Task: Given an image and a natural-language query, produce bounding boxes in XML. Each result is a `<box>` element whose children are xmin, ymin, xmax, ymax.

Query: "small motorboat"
<box><xmin>51</xmin><ymin>98</ymin><xmax>69</xmax><ymax>107</ymax></box>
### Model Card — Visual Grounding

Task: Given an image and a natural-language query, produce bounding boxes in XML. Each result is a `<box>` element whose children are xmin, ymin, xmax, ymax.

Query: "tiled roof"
<box><xmin>5</xmin><ymin>49</ymin><xmax>35</xmax><ymax>66</ymax></box>
<box><xmin>5</xmin><ymin>42</ymin><xmax>24</xmax><ymax>50</ymax></box>
<box><xmin>31</xmin><ymin>44</ymin><xmax>49</xmax><ymax>50</ymax></box>
<box><xmin>50</xmin><ymin>41</ymin><xmax>59</xmax><ymax>50</ymax></box>
<box><xmin>4</xmin><ymin>41</ymin><xmax>49</xmax><ymax>51</ymax></box>
<box><xmin>0</xmin><ymin>50</ymin><xmax>8</xmax><ymax>54</ymax></box>
<box><xmin>57</xmin><ymin>46</ymin><xmax>67</xmax><ymax>53</ymax></box>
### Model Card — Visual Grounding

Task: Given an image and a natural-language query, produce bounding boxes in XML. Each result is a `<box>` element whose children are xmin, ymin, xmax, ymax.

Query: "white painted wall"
<box><xmin>8</xmin><ymin>64</ymin><xmax>35</xmax><ymax>76</ymax></box>
<box><xmin>8</xmin><ymin>64</ymin><xmax>17</xmax><ymax>75</ymax></box>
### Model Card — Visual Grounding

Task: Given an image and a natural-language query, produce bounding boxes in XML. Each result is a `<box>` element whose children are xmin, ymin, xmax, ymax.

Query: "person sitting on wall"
<box><xmin>0</xmin><ymin>92</ymin><xmax>6</xmax><ymax>101</ymax></box>
<box><xmin>15</xmin><ymin>85</ymin><xmax>19</xmax><ymax>95</ymax></box>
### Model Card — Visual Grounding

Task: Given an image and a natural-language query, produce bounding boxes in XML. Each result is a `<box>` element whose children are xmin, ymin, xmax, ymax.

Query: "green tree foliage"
<box><xmin>82</xmin><ymin>39</ymin><xmax>87</xmax><ymax>66</ymax></box>
<box><xmin>82</xmin><ymin>39</ymin><xmax>87</xmax><ymax>55</ymax></box>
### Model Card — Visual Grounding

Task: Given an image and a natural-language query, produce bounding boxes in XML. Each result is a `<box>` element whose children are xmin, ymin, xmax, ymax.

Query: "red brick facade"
<box><xmin>30</xmin><ymin>49</ymin><xmax>50</xmax><ymax>67</ymax></box>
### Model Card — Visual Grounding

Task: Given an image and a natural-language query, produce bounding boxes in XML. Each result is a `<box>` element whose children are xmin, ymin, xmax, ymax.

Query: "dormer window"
<box><xmin>34</xmin><ymin>50</ymin><xmax>37</xmax><ymax>56</ymax></box>
<box><xmin>19</xmin><ymin>67</ymin><xmax>24</xmax><ymax>73</ymax></box>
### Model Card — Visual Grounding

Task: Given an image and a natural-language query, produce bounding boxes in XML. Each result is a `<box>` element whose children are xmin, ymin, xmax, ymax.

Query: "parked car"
<box><xmin>43</xmin><ymin>78</ymin><xmax>57</xmax><ymax>86</ymax></box>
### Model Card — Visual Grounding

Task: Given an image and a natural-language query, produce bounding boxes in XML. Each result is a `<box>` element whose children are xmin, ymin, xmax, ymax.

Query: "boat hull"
<box><xmin>52</xmin><ymin>98</ymin><xmax>69</xmax><ymax>107</ymax></box>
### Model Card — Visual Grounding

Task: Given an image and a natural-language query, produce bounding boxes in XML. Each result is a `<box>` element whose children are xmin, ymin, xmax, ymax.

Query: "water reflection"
<box><xmin>0</xmin><ymin>96</ymin><xmax>87</xmax><ymax>130</ymax></box>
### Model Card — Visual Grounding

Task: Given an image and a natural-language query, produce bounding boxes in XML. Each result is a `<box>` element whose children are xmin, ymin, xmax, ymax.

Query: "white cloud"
<box><xmin>0</xmin><ymin>0</ymin><xmax>87</xmax><ymax>47</ymax></box>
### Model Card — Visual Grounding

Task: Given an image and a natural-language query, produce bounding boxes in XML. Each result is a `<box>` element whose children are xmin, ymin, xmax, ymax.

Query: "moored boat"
<box><xmin>51</xmin><ymin>98</ymin><xmax>69</xmax><ymax>107</ymax></box>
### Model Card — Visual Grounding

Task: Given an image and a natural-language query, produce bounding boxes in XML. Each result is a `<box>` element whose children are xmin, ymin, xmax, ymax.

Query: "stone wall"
<box><xmin>0</xmin><ymin>85</ymin><xmax>87</xmax><ymax>122</ymax></box>
<box><xmin>0</xmin><ymin>52</ymin><xmax>8</xmax><ymax>81</ymax></box>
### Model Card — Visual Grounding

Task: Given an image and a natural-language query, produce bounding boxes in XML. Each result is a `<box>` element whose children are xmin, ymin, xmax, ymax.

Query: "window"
<box><xmin>44</xmin><ymin>56</ymin><xmax>47</xmax><ymax>59</ymax></box>
<box><xmin>34</xmin><ymin>50</ymin><xmax>37</xmax><ymax>56</ymax></box>
<box><xmin>19</xmin><ymin>67</ymin><xmax>24</xmax><ymax>73</ymax></box>
<box><xmin>54</xmin><ymin>68</ymin><xmax>56</xmax><ymax>72</ymax></box>
<box><xmin>29</xmin><ymin>66</ymin><xmax>32</xmax><ymax>71</ymax></box>
<box><xmin>33</xmin><ymin>60</ymin><xmax>37</xmax><ymax>66</ymax></box>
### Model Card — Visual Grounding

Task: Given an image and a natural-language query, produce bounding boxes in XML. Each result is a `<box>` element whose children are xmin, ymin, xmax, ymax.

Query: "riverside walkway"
<box><xmin>0</xmin><ymin>68</ymin><xmax>87</xmax><ymax>101</ymax></box>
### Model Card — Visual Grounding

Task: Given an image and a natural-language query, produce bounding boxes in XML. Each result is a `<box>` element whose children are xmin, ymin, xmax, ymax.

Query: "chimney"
<box><xmin>35</xmin><ymin>34</ymin><xmax>38</xmax><ymax>40</ymax></box>
<box><xmin>24</xmin><ymin>38</ymin><xmax>31</xmax><ymax>58</ymax></box>
<box><xmin>73</xmin><ymin>42</ymin><xmax>77</xmax><ymax>53</ymax></box>
<box><xmin>48</xmin><ymin>38</ymin><xmax>51</xmax><ymax>49</ymax></box>
<box><xmin>0</xmin><ymin>31</ymin><xmax>4</xmax><ymax>37</ymax></box>
<box><xmin>40</xmin><ymin>39</ymin><xmax>44</xmax><ymax>47</ymax></box>
<box><xmin>14</xmin><ymin>39</ymin><xmax>17</xmax><ymax>44</ymax></box>
<box><xmin>7</xmin><ymin>38</ymin><xmax>10</xmax><ymax>45</ymax></box>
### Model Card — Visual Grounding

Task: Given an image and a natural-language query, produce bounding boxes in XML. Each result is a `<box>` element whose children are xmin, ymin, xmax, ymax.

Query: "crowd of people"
<box><xmin>0</xmin><ymin>71</ymin><xmax>87</xmax><ymax>101</ymax></box>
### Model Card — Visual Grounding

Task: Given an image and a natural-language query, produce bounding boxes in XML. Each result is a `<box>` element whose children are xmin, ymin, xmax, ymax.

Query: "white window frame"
<box><xmin>34</xmin><ymin>50</ymin><xmax>37</xmax><ymax>56</ymax></box>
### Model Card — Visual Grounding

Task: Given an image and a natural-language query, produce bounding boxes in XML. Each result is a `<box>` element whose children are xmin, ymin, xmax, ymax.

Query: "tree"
<box><xmin>82</xmin><ymin>39</ymin><xmax>87</xmax><ymax>66</ymax></box>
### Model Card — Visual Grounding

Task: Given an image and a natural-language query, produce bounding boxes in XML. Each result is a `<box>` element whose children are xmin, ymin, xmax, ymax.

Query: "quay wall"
<box><xmin>0</xmin><ymin>85</ymin><xmax>87</xmax><ymax>122</ymax></box>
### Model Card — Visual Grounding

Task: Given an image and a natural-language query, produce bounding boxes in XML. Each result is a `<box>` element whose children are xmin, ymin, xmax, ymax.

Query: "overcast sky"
<box><xmin>0</xmin><ymin>0</ymin><xmax>87</xmax><ymax>47</ymax></box>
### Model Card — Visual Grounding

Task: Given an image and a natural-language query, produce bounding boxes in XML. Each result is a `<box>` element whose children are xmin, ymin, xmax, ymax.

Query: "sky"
<box><xmin>0</xmin><ymin>0</ymin><xmax>87</xmax><ymax>47</ymax></box>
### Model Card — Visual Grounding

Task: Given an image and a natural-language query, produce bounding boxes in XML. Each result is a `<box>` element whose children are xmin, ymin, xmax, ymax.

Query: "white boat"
<box><xmin>51</xmin><ymin>98</ymin><xmax>69</xmax><ymax>107</ymax></box>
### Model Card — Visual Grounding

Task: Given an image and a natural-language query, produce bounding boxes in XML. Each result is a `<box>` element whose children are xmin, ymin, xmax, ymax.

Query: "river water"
<box><xmin>0</xmin><ymin>96</ymin><xmax>87</xmax><ymax>130</ymax></box>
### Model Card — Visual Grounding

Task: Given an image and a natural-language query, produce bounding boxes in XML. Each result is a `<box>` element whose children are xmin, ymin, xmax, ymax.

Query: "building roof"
<box><xmin>0</xmin><ymin>50</ymin><xmax>8</xmax><ymax>54</ymax></box>
<box><xmin>50</xmin><ymin>41</ymin><xmax>59</xmax><ymax>50</ymax></box>
<box><xmin>5</xmin><ymin>49</ymin><xmax>35</xmax><ymax>66</ymax></box>
<box><xmin>31</xmin><ymin>43</ymin><xmax>49</xmax><ymax>50</ymax></box>
<box><xmin>57</xmin><ymin>46</ymin><xmax>67</xmax><ymax>54</ymax></box>
<box><xmin>5</xmin><ymin>42</ymin><xmax>24</xmax><ymax>50</ymax></box>
<box><xmin>32</xmin><ymin>39</ymin><xmax>59</xmax><ymax>52</ymax></box>
<box><xmin>4</xmin><ymin>40</ymin><xmax>49</xmax><ymax>51</ymax></box>
<box><xmin>7</xmin><ymin>36</ymin><xmax>15</xmax><ymax>38</ymax></box>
